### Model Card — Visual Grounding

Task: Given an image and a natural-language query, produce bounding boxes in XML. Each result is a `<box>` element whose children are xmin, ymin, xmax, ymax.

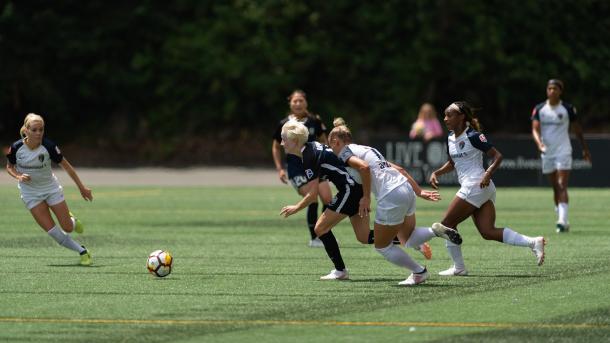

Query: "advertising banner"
<box><xmin>374</xmin><ymin>135</ymin><xmax>606</xmax><ymax>187</ymax></box>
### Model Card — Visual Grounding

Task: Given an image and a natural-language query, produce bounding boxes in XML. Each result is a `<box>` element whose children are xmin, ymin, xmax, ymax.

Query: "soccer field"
<box><xmin>0</xmin><ymin>185</ymin><xmax>609</xmax><ymax>342</ymax></box>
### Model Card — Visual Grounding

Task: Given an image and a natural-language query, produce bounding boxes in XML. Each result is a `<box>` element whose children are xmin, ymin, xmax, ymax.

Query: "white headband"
<box><xmin>448</xmin><ymin>103</ymin><xmax>460</xmax><ymax>113</ymax></box>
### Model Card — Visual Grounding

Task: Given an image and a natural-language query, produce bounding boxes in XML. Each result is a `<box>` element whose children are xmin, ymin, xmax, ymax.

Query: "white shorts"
<box><xmin>20</xmin><ymin>187</ymin><xmax>65</xmax><ymax>210</ymax></box>
<box><xmin>375</xmin><ymin>183</ymin><xmax>416</xmax><ymax>226</ymax></box>
<box><xmin>541</xmin><ymin>153</ymin><xmax>572</xmax><ymax>174</ymax></box>
<box><xmin>456</xmin><ymin>181</ymin><xmax>496</xmax><ymax>208</ymax></box>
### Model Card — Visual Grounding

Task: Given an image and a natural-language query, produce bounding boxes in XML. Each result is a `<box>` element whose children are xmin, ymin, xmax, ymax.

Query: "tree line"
<box><xmin>1</xmin><ymin>1</ymin><xmax>608</xmax><ymax>164</ymax></box>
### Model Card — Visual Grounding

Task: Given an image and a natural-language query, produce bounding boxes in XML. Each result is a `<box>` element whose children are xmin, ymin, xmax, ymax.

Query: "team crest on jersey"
<box><xmin>458</xmin><ymin>141</ymin><xmax>465</xmax><ymax>150</ymax></box>
<box><xmin>305</xmin><ymin>169</ymin><xmax>314</xmax><ymax>179</ymax></box>
<box><xmin>479</xmin><ymin>134</ymin><xmax>487</xmax><ymax>142</ymax></box>
<box><xmin>38</xmin><ymin>154</ymin><xmax>44</xmax><ymax>162</ymax></box>
<box><xmin>557</xmin><ymin>114</ymin><xmax>563</xmax><ymax>120</ymax></box>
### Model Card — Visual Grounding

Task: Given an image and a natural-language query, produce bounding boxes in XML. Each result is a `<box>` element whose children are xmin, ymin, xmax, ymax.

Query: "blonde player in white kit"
<box><xmin>531</xmin><ymin>79</ymin><xmax>592</xmax><ymax>233</ymax></box>
<box><xmin>430</xmin><ymin>102</ymin><xmax>546</xmax><ymax>276</ymax></box>
<box><xmin>328</xmin><ymin>119</ymin><xmax>462</xmax><ymax>286</ymax></box>
<box><xmin>6</xmin><ymin>113</ymin><xmax>93</xmax><ymax>265</ymax></box>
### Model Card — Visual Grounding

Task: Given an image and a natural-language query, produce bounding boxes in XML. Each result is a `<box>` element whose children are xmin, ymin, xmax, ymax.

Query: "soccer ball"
<box><xmin>146</xmin><ymin>250</ymin><xmax>173</xmax><ymax>277</ymax></box>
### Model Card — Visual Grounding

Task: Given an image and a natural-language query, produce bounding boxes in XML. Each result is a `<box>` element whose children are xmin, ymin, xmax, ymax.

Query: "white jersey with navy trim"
<box><xmin>6</xmin><ymin>138</ymin><xmax>64</xmax><ymax>194</ymax></box>
<box><xmin>338</xmin><ymin>143</ymin><xmax>408</xmax><ymax>200</ymax></box>
<box><xmin>447</xmin><ymin>127</ymin><xmax>494</xmax><ymax>186</ymax></box>
<box><xmin>531</xmin><ymin>100</ymin><xmax>576</xmax><ymax>157</ymax></box>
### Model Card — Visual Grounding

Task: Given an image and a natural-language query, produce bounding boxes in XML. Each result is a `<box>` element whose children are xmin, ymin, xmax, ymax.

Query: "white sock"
<box><xmin>376</xmin><ymin>244</ymin><xmax>425</xmax><ymax>273</ymax></box>
<box><xmin>502</xmin><ymin>228</ymin><xmax>535</xmax><ymax>247</ymax></box>
<box><xmin>558</xmin><ymin>202</ymin><xmax>568</xmax><ymax>223</ymax></box>
<box><xmin>446</xmin><ymin>240</ymin><xmax>466</xmax><ymax>270</ymax></box>
<box><xmin>404</xmin><ymin>227</ymin><xmax>436</xmax><ymax>248</ymax></box>
<box><xmin>48</xmin><ymin>226</ymin><xmax>85</xmax><ymax>253</ymax></box>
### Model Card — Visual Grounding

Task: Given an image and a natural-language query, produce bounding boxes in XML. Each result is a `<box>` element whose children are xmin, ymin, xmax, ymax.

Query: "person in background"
<box><xmin>272</xmin><ymin>89</ymin><xmax>332</xmax><ymax>247</ymax></box>
<box><xmin>531</xmin><ymin>79</ymin><xmax>592</xmax><ymax>233</ymax></box>
<box><xmin>409</xmin><ymin>103</ymin><xmax>444</xmax><ymax>142</ymax></box>
<box><xmin>6</xmin><ymin>113</ymin><xmax>93</xmax><ymax>266</ymax></box>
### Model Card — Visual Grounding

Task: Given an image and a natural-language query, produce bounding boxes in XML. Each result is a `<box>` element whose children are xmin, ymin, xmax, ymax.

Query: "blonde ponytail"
<box><xmin>329</xmin><ymin>117</ymin><xmax>352</xmax><ymax>143</ymax></box>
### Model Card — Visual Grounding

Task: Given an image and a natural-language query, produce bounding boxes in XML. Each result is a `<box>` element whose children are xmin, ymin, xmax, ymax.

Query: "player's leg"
<box><xmin>30</xmin><ymin>201</ymin><xmax>87</xmax><ymax>256</ymax></box>
<box><xmin>436</xmin><ymin>196</ymin><xmax>476</xmax><ymax>276</ymax></box>
<box><xmin>47</xmin><ymin>193</ymin><xmax>91</xmax><ymax>265</ymax></box>
<box><xmin>296</xmin><ymin>185</ymin><xmax>321</xmax><ymax>246</ymax></box>
<box><xmin>374</xmin><ymin>219</ymin><xmax>428</xmax><ymax>286</ymax></box>
<box><xmin>314</xmin><ymin>210</ymin><xmax>349</xmax><ymax>280</ymax></box>
<box><xmin>349</xmin><ymin>214</ymin><xmax>371</xmax><ymax>244</ymax></box>
<box><xmin>555</xmin><ymin>169</ymin><xmax>571</xmax><ymax>232</ymax></box>
<box><xmin>473</xmin><ymin>201</ymin><xmax>545</xmax><ymax>266</ymax></box>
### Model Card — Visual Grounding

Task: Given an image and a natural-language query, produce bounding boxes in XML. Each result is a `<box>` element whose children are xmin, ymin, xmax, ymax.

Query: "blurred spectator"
<box><xmin>409</xmin><ymin>103</ymin><xmax>443</xmax><ymax>142</ymax></box>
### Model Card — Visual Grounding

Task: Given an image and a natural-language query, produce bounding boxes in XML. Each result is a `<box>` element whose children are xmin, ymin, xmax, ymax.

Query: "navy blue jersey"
<box><xmin>287</xmin><ymin>142</ymin><xmax>357</xmax><ymax>190</ymax></box>
<box><xmin>273</xmin><ymin>114</ymin><xmax>326</xmax><ymax>143</ymax></box>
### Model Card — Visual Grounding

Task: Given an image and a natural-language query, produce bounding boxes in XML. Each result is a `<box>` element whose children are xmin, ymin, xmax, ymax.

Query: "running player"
<box><xmin>279</xmin><ymin>121</ymin><xmax>369</xmax><ymax>281</ymax></box>
<box><xmin>6</xmin><ymin>113</ymin><xmax>93</xmax><ymax>265</ymax></box>
<box><xmin>429</xmin><ymin>102</ymin><xmax>546</xmax><ymax>276</ymax></box>
<box><xmin>531</xmin><ymin>79</ymin><xmax>592</xmax><ymax>233</ymax></box>
<box><xmin>328</xmin><ymin>119</ymin><xmax>462</xmax><ymax>286</ymax></box>
<box><xmin>272</xmin><ymin>89</ymin><xmax>332</xmax><ymax>247</ymax></box>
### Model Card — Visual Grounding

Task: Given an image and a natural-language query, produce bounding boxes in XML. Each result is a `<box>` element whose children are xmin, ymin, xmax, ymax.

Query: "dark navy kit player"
<box><xmin>271</xmin><ymin>89</ymin><xmax>332</xmax><ymax>247</ymax></box>
<box><xmin>5</xmin><ymin>113</ymin><xmax>93</xmax><ymax>266</ymax></box>
<box><xmin>279</xmin><ymin>121</ymin><xmax>370</xmax><ymax>280</ymax></box>
<box><xmin>429</xmin><ymin>102</ymin><xmax>546</xmax><ymax>276</ymax></box>
<box><xmin>531</xmin><ymin>79</ymin><xmax>592</xmax><ymax>233</ymax></box>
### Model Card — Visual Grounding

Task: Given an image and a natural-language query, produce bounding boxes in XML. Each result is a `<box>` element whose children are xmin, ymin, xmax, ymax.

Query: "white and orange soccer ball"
<box><xmin>146</xmin><ymin>250</ymin><xmax>173</xmax><ymax>277</ymax></box>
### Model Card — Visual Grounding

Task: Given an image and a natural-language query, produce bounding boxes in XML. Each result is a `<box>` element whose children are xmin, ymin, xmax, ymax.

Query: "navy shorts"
<box><xmin>327</xmin><ymin>183</ymin><xmax>363</xmax><ymax>217</ymax></box>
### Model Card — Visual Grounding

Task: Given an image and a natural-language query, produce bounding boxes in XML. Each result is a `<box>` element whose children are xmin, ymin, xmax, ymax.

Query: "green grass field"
<box><xmin>0</xmin><ymin>185</ymin><xmax>609</xmax><ymax>342</ymax></box>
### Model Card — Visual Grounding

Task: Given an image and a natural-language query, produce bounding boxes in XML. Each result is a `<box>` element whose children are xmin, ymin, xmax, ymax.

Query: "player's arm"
<box><xmin>389</xmin><ymin>162</ymin><xmax>440</xmax><ymax>201</ymax></box>
<box><xmin>6</xmin><ymin>162</ymin><xmax>31</xmax><ymax>182</ymax></box>
<box><xmin>346</xmin><ymin>156</ymin><xmax>371</xmax><ymax>217</ymax></box>
<box><xmin>58</xmin><ymin>158</ymin><xmax>93</xmax><ymax>201</ymax></box>
<box><xmin>480</xmin><ymin>147</ymin><xmax>503</xmax><ymax>188</ymax></box>
<box><xmin>570</xmin><ymin>121</ymin><xmax>592</xmax><ymax>163</ymax></box>
<box><xmin>531</xmin><ymin>119</ymin><xmax>545</xmax><ymax>153</ymax></box>
<box><xmin>271</xmin><ymin>140</ymin><xmax>287</xmax><ymax>184</ymax></box>
<box><xmin>280</xmin><ymin>179</ymin><xmax>319</xmax><ymax>217</ymax></box>
<box><xmin>429</xmin><ymin>160</ymin><xmax>455</xmax><ymax>190</ymax></box>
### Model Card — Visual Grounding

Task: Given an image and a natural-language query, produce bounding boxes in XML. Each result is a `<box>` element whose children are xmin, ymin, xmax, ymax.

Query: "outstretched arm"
<box><xmin>429</xmin><ymin>160</ymin><xmax>455</xmax><ymax>189</ymax></box>
<box><xmin>280</xmin><ymin>179</ymin><xmax>319</xmax><ymax>217</ymax></box>
<box><xmin>59</xmin><ymin>159</ymin><xmax>93</xmax><ymax>201</ymax></box>
<box><xmin>390</xmin><ymin>162</ymin><xmax>440</xmax><ymax>201</ymax></box>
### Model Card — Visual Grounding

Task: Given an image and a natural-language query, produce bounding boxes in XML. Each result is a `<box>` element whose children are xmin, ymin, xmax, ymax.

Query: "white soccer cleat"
<box><xmin>438</xmin><ymin>265</ymin><xmax>468</xmax><ymax>276</ymax></box>
<box><xmin>399</xmin><ymin>268</ymin><xmax>429</xmax><ymax>286</ymax></box>
<box><xmin>431</xmin><ymin>223</ymin><xmax>463</xmax><ymax>245</ymax></box>
<box><xmin>556</xmin><ymin>221</ymin><xmax>570</xmax><ymax>233</ymax></box>
<box><xmin>415</xmin><ymin>242</ymin><xmax>432</xmax><ymax>260</ymax></box>
<box><xmin>308</xmin><ymin>237</ymin><xmax>324</xmax><ymax>248</ymax></box>
<box><xmin>320</xmin><ymin>269</ymin><xmax>349</xmax><ymax>280</ymax></box>
<box><xmin>531</xmin><ymin>237</ymin><xmax>546</xmax><ymax>266</ymax></box>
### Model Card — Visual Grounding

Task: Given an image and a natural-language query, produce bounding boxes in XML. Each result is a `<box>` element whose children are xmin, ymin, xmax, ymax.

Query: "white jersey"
<box><xmin>6</xmin><ymin>138</ymin><xmax>64</xmax><ymax>194</ymax></box>
<box><xmin>338</xmin><ymin>143</ymin><xmax>408</xmax><ymax>200</ymax></box>
<box><xmin>447</xmin><ymin>127</ymin><xmax>494</xmax><ymax>186</ymax></box>
<box><xmin>531</xmin><ymin>100</ymin><xmax>576</xmax><ymax>157</ymax></box>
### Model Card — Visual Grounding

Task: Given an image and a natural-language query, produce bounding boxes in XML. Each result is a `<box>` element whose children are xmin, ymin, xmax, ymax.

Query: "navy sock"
<box><xmin>307</xmin><ymin>203</ymin><xmax>318</xmax><ymax>239</ymax></box>
<box><xmin>318</xmin><ymin>231</ymin><xmax>345</xmax><ymax>271</ymax></box>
